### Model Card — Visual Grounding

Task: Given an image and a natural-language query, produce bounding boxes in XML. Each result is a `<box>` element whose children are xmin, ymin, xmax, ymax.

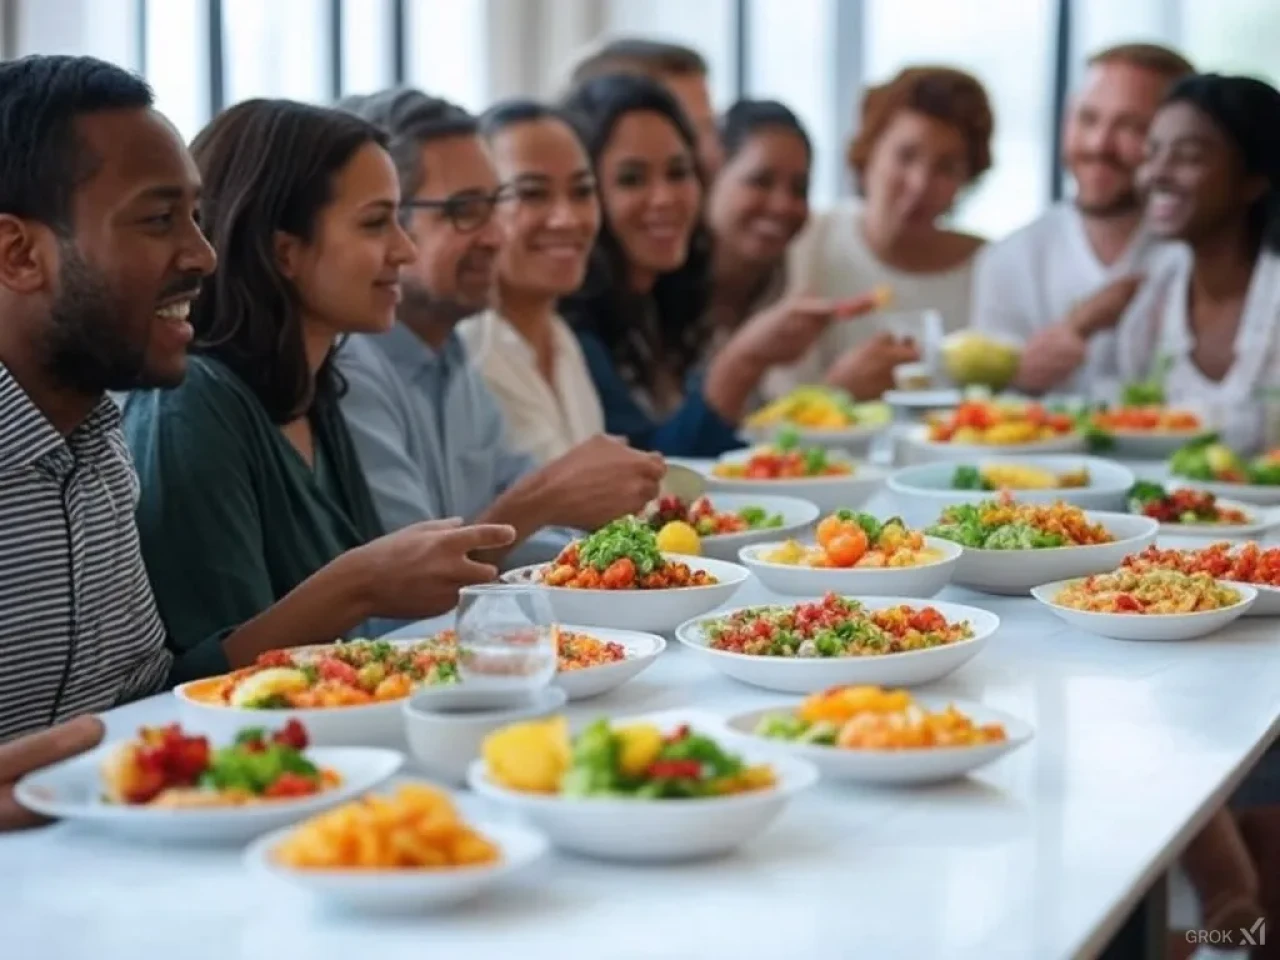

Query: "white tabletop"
<box><xmin>4</xmin><ymin>478</ymin><xmax>1279</xmax><ymax>960</ymax></box>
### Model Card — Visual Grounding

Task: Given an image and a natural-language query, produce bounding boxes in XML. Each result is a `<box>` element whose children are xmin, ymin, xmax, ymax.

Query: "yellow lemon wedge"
<box><xmin>656</xmin><ymin>520</ymin><xmax>701</xmax><ymax>556</ymax></box>
<box><xmin>482</xmin><ymin>716</ymin><xmax>572</xmax><ymax>793</ymax></box>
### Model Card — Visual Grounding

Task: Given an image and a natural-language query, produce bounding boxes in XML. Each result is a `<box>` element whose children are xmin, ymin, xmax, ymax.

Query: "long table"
<box><xmin>4</xmin><ymin>484</ymin><xmax>1279</xmax><ymax>960</ymax></box>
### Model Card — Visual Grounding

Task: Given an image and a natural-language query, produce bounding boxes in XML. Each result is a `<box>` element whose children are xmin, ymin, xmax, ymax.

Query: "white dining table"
<box><xmin>3</xmin><ymin>462</ymin><xmax>1278</xmax><ymax>960</ymax></box>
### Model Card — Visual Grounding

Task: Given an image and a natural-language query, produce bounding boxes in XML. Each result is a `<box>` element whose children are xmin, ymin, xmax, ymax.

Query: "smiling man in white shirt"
<box><xmin>971</xmin><ymin>43</ymin><xmax>1194</xmax><ymax>396</ymax></box>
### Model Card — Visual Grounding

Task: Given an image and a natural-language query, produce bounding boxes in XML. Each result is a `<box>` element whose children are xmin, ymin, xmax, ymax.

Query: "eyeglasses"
<box><xmin>401</xmin><ymin>186</ymin><xmax>512</xmax><ymax>233</ymax></box>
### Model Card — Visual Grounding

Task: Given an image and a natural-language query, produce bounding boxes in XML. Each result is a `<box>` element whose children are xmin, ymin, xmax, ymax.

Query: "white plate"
<box><xmin>1030</xmin><ymin>580</ymin><xmax>1257</xmax><ymax>640</ymax></box>
<box><xmin>941</xmin><ymin>511</ymin><xmax>1159</xmax><ymax>596</ymax></box>
<box><xmin>900</xmin><ymin>424</ymin><xmax>1086</xmax><ymax>465</ymax></box>
<box><xmin>691</xmin><ymin>493</ymin><xmax>821</xmax><ymax>562</ymax></box>
<box><xmin>738</xmin><ymin>536</ymin><xmax>961</xmax><ymax>598</ymax></box>
<box><xmin>246</xmin><ymin>816</ymin><xmax>547</xmax><ymax>912</ymax></box>
<box><xmin>1104</xmin><ymin>428</ymin><xmax>1211</xmax><ymax>459</ymax></box>
<box><xmin>501</xmin><ymin>553</ymin><xmax>749</xmax><ymax>633</ymax></box>
<box><xmin>16</xmin><ymin>746</ymin><xmax>403</xmax><ymax>843</ymax></box>
<box><xmin>1149</xmin><ymin>500</ymin><xmax>1278</xmax><ymax>539</ymax></box>
<box><xmin>553</xmin><ymin>627</ymin><xmax>666</xmax><ymax>700</ymax></box>
<box><xmin>887</xmin><ymin>455</ymin><xmax>1135</xmax><ymax>529</ymax></box>
<box><xmin>1173</xmin><ymin>478</ymin><xmax>1280</xmax><ymax>506</ymax></box>
<box><xmin>1237</xmin><ymin>582</ymin><xmax>1280</xmax><ymax>616</ymax></box>
<box><xmin>723</xmin><ymin>698</ymin><xmax>1033</xmax><ymax>785</ymax></box>
<box><xmin>466</xmin><ymin>708</ymin><xmax>818</xmax><ymax>862</ymax></box>
<box><xmin>883</xmin><ymin>388</ymin><xmax>963</xmax><ymax>410</ymax></box>
<box><xmin>703</xmin><ymin>452</ymin><xmax>887</xmax><ymax>514</ymax></box>
<box><xmin>739</xmin><ymin>420</ymin><xmax>890</xmax><ymax>456</ymax></box>
<box><xmin>674</xmin><ymin>597</ymin><xmax>997</xmax><ymax>693</ymax></box>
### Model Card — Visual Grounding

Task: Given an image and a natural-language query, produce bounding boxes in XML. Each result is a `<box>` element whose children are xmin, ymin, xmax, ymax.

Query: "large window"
<box><xmin>222</xmin><ymin>0</ymin><xmax>332</xmax><ymax>104</ymax></box>
<box><xmin>602</xmin><ymin>0</ymin><xmax>739</xmax><ymax>110</ymax></box>
<box><xmin>406</xmin><ymin>0</ymin><xmax>488</xmax><ymax>111</ymax></box>
<box><xmin>145</xmin><ymin>0</ymin><xmax>210</xmax><ymax>142</ymax></box>
<box><xmin>341</xmin><ymin>0</ymin><xmax>397</xmax><ymax>97</ymax></box>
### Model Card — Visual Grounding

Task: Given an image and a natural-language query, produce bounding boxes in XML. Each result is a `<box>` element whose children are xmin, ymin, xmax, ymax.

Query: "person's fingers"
<box><xmin>444</xmin><ymin>523</ymin><xmax>518</xmax><ymax>551</ymax></box>
<box><xmin>0</xmin><ymin>785</ymin><xmax>51</xmax><ymax>832</ymax></box>
<box><xmin>636</xmin><ymin>455</ymin><xmax>668</xmax><ymax>480</ymax></box>
<box><xmin>833</xmin><ymin>292</ymin><xmax>883</xmax><ymax>319</ymax></box>
<box><xmin>451</xmin><ymin>559</ymin><xmax>501</xmax><ymax>584</ymax></box>
<box><xmin>890</xmin><ymin>341</ymin><xmax>923</xmax><ymax>363</ymax></box>
<box><xmin>409</xmin><ymin>517</ymin><xmax>464</xmax><ymax>533</ymax></box>
<box><xmin>0</xmin><ymin>715</ymin><xmax>105</xmax><ymax>781</ymax></box>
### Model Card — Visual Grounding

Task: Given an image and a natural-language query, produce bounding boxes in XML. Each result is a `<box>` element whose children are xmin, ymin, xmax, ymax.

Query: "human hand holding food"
<box><xmin>1014</xmin><ymin>322</ymin><xmax>1089</xmax><ymax>395</ymax></box>
<box><xmin>535</xmin><ymin>435</ymin><xmax>666</xmax><ymax>532</ymax></box>
<box><xmin>0</xmin><ymin>715</ymin><xmax>105</xmax><ymax>831</ymax></box>
<box><xmin>1066</xmin><ymin>273</ymin><xmax>1144</xmax><ymax>337</ymax></box>
<box><xmin>824</xmin><ymin>332</ymin><xmax>921</xmax><ymax>401</ymax></box>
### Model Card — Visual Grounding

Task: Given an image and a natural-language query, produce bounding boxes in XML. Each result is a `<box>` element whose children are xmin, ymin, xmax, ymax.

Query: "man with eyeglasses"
<box><xmin>336</xmin><ymin>89</ymin><xmax>664</xmax><ymax>571</ymax></box>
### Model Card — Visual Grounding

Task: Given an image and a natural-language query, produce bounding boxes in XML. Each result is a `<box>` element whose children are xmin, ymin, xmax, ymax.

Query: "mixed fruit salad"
<box><xmin>702</xmin><ymin>593</ymin><xmax>973</xmax><ymax>658</ymax></box>
<box><xmin>951</xmin><ymin>463</ymin><xmax>1090</xmax><ymax>491</ymax></box>
<box><xmin>755</xmin><ymin>686</ymin><xmax>1007</xmax><ymax>750</ymax></box>
<box><xmin>1170</xmin><ymin>437</ymin><xmax>1280</xmax><ymax>485</ymax></box>
<box><xmin>1123</xmin><ymin>542</ymin><xmax>1280</xmax><ymax>588</ymax></box>
<box><xmin>746</xmin><ymin>387</ymin><xmax>892</xmax><ymax>431</ymax></box>
<box><xmin>1052</xmin><ymin>569</ymin><xmax>1241</xmax><ymax>615</ymax></box>
<box><xmin>926</xmin><ymin>496</ymin><xmax>1114</xmax><ymax>550</ymax></box>
<box><xmin>641</xmin><ymin>494</ymin><xmax>783</xmax><ymax>537</ymax></box>
<box><xmin>482</xmin><ymin>716</ymin><xmax>775</xmax><ymax>799</ymax></box>
<box><xmin>543</xmin><ymin>517</ymin><xmax>717</xmax><ymax>590</ymax></box>
<box><xmin>1128</xmin><ymin>481</ymin><xmax>1251</xmax><ymax>526</ymax></box>
<box><xmin>761</xmin><ymin>510</ymin><xmax>942</xmax><ymax>569</ymax></box>
<box><xmin>101</xmin><ymin>720</ymin><xmax>337</xmax><ymax>807</ymax></box>
<box><xmin>926</xmin><ymin>401</ymin><xmax>1076</xmax><ymax>445</ymax></box>
<box><xmin>1091</xmin><ymin>406</ymin><xmax>1203</xmax><ymax>434</ymax></box>
<box><xmin>712</xmin><ymin>432</ymin><xmax>854</xmax><ymax>480</ymax></box>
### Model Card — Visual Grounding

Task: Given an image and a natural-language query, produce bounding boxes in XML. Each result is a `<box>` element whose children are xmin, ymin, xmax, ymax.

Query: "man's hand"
<box><xmin>0</xmin><ymin>715</ymin><xmax>105</xmax><ymax>831</ymax></box>
<box><xmin>1066</xmin><ymin>273</ymin><xmax>1145</xmax><ymax>337</ymax></box>
<box><xmin>1014</xmin><ymin>322</ymin><xmax>1089</xmax><ymax>395</ymax></box>
<box><xmin>825</xmin><ymin>332</ymin><xmax>922</xmax><ymax>401</ymax></box>
<box><xmin>535</xmin><ymin>435</ymin><xmax>666</xmax><ymax>532</ymax></box>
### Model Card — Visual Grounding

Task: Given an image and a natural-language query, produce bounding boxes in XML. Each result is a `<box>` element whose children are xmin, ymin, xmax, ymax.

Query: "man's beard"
<box><xmin>42</xmin><ymin>245</ymin><xmax>151</xmax><ymax>395</ymax></box>
<box><xmin>400</xmin><ymin>277</ymin><xmax>481</xmax><ymax>327</ymax></box>
<box><xmin>1075</xmin><ymin>188</ymin><xmax>1142</xmax><ymax>219</ymax></box>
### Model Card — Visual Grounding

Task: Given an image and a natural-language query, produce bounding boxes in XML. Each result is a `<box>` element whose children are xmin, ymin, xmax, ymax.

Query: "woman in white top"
<box><xmin>459</xmin><ymin>101</ymin><xmax>605</xmax><ymax>464</ymax></box>
<box><xmin>1117</xmin><ymin>73</ymin><xmax>1280</xmax><ymax>453</ymax></box>
<box><xmin>770</xmin><ymin>67</ymin><xmax>994</xmax><ymax>400</ymax></box>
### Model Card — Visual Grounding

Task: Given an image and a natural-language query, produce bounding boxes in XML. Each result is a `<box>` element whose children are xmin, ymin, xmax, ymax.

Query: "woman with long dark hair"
<box><xmin>559</xmin><ymin>74</ymin><xmax>882</xmax><ymax>457</ymax></box>
<box><xmin>123</xmin><ymin>99</ymin><xmax>513</xmax><ymax>682</ymax></box>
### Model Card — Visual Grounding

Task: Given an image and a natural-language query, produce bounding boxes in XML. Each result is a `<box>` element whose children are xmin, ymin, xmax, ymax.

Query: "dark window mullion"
<box><xmin>392</xmin><ymin>0</ymin><xmax>407</xmax><ymax>85</ymax></box>
<box><xmin>1048</xmin><ymin>0</ymin><xmax>1071</xmax><ymax>203</ymax></box>
<box><xmin>329</xmin><ymin>0</ymin><xmax>343</xmax><ymax>100</ymax></box>
<box><xmin>208</xmin><ymin>0</ymin><xmax>225</xmax><ymax>115</ymax></box>
<box><xmin>732</xmin><ymin>0</ymin><xmax>748</xmax><ymax>101</ymax></box>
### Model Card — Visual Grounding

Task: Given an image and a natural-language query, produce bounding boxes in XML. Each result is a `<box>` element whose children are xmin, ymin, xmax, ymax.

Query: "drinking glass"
<box><xmin>454</xmin><ymin>585</ymin><xmax>557</xmax><ymax>693</ymax></box>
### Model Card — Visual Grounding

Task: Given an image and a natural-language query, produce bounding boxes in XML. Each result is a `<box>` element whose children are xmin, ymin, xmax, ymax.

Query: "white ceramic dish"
<box><xmin>1148</xmin><ymin>500</ymin><xmax>1277</xmax><ymax>539</ymax></box>
<box><xmin>466</xmin><ymin>709</ymin><xmax>818</xmax><ymax>862</ymax></box>
<box><xmin>1104</xmin><ymin>427</ymin><xmax>1211</xmax><ymax>459</ymax></box>
<box><xmin>691</xmin><ymin>493</ymin><xmax>821</xmax><ymax>562</ymax></box>
<box><xmin>886</xmin><ymin>455</ymin><xmax>1135</xmax><ymax>529</ymax></box>
<box><xmin>941</xmin><ymin>512</ymin><xmax>1159</xmax><ymax>596</ymax></box>
<box><xmin>674</xmin><ymin>597</ymin><xmax>997</xmax><ymax>694</ymax></box>
<box><xmin>16</xmin><ymin>746</ymin><xmax>403</xmax><ymax>843</ymax></box>
<box><xmin>403</xmin><ymin>686</ymin><xmax>566</xmax><ymax>786</ymax></box>
<box><xmin>1030</xmin><ymin>579</ymin><xmax>1257</xmax><ymax>640</ymax></box>
<box><xmin>738</xmin><ymin>536</ymin><xmax>961</xmax><ymax>598</ymax></box>
<box><xmin>723</xmin><ymin>698</ymin><xmax>1033</xmax><ymax>785</ymax></box>
<box><xmin>739</xmin><ymin>420</ymin><xmax>890</xmax><ymax>456</ymax></box>
<box><xmin>501</xmin><ymin>553</ymin><xmax>749</xmax><ymax>633</ymax></box>
<box><xmin>883</xmin><ymin>388</ymin><xmax>963</xmax><ymax>410</ymax></box>
<box><xmin>246</xmin><ymin>815</ymin><xmax>547</xmax><ymax>912</ymax></box>
<box><xmin>553</xmin><ymin>627</ymin><xmax>666</xmax><ymax>700</ymax></box>
<box><xmin>1173</xmin><ymin>478</ymin><xmax>1280</xmax><ymax>507</ymax></box>
<box><xmin>900</xmin><ymin>423</ymin><xmax>1086</xmax><ymax>466</ymax></box>
<box><xmin>1237</xmin><ymin>583</ymin><xmax>1280</xmax><ymax>616</ymax></box>
<box><xmin>703</xmin><ymin>451</ymin><xmax>887</xmax><ymax>514</ymax></box>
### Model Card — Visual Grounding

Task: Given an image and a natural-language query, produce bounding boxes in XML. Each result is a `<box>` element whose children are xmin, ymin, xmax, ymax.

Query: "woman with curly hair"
<box><xmin>768</xmin><ymin>66</ymin><xmax>995</xmax><ymax>400</ymax></box>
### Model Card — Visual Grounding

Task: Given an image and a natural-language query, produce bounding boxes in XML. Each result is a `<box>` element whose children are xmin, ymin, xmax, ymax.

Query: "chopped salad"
<box><xmin>1171</xmin><ymin>437</ymin><xmax>1280</xmax><ymax>485</ymax></box>
<box><xmin>1052</xmin><ymin>569</ymin><xmax>1241</xmax><ymax>614</ymax></box>
<box><xmin>543</xmin><ymin>517</ymin><xmax>717</xmax><ymax>589</ymax></box>
<box><xmin>951</xmin><ymin>463</ymin><xmax>1090</xmax><ymax>491</ymax></box>
<box><xmin>703</xmin><ymin>593</ymin><xmax>973</xmax><ymax>658</ymax></box>
<box><xmin>101</xmin><ymin>720</ymin><xmax>337</xmax><ymax>807</ymax></box>
<box><xmin>756</xmin><ymin>686</ymin><xmax>1007</xmax><ymax>750</ymax></box>
<box><xmin>641</xmin><ymin>494</ymin><xmax>783</xmax><ymax>536</ymax></box>
<box><xmin>745</xmin><ymin>387</ymin><xmax>892</xmax><ymax>431</ymax></box>
<box><xmin>1092</xmin><ymin>406</ymin><xmax>1203</xmax><ymax>433</ymax></box>
<box><xmin>1129</xmin><ymin>481</ymin><xmax>1251</xmax><ymax>526</ymax></box>
<box><xmin>1123</xmin><ymin>542</ymin><xmax>1280</xmax><ymax>588</ymax></box>
<box><xmin>926</xmin><ymin>401</ymin><xmax>1076</xmax><ymax>445</ymax></box>
<box><xmin>482</xmin><ymin>716</ymin><xmax>775</xmax><ymax>799</ymax></box>
<box><xmin>762</xmin><ymin>510</ymin><xmax>942</xmax><ymax>569</ymax></box>
<box><xmin>712</xmin><ymin>431</ymin><xmax>853</xmax><ymax>480</ymax></box>
<box><xmin>927</xmin><ymin>496</ymin><xmax>1114</xmax><ymax>550</ymax></box>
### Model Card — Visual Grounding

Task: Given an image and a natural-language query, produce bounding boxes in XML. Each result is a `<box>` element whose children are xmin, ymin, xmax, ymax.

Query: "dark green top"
<box><xmin>123</xmin><ymin>356</ymin><xmax>384</xmax><ymax>685</ymax></box>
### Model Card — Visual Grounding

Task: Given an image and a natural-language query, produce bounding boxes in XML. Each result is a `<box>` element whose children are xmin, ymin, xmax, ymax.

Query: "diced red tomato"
<box><xmin>263</xmin><ymin>772</ymin><xmax>321</xmax><ymax>799</ymax></box>
<box><xmin>318</xmin><ymin>658</ymin><xmax>360</xmax><ymax>686</ymax></box>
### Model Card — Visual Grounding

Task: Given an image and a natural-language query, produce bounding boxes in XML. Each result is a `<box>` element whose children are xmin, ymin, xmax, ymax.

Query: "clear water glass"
<box><xmin>454</xmin><ymin>585</ymin><xmax>557</xmax><ymax>693</ymax></box>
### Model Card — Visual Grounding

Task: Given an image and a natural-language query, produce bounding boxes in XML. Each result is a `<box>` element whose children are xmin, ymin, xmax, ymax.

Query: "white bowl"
<box><xmin>703</xmin><ymin>451</ymin><xmax>887</xmax><ymax>514</ymax></box>
<box><xmin>501</xmin><ymin>553</ymin><xmax>749</xmax><ymax>633</ymax></box>
<box><xmin>246</xmin><ymin>816</ymin><xmax>547</xmax><ymax>912</ymax></box>
<box><xmin>402</xmin><ymin>686</ymin><xmax>566</xmax><ymax>786</ymax></box>
<box><xmin>1173</xmin><ymin>478</ymin><xmax>1280</xmax><ymax>507</ymax></box>
<box><xmin>553</xmin><ymin>627</ymin><xmax>666</xmax><ymax>700</ymax></box>
<box><xmin>887</xmin><ymin>455</ymin><xmax>1135</xmax><ymax>529</ymax></box>
<box><xmin>1149</xmin><ymin>500</ymin><xmax>1278</xmax><ymax>539</ymax></box>
<box><xmin>465</xmin><ymin>709</ymin><xmax>818</xmax><ymax>862</ymax></box>
<box><xmin>1030</xmin><ymin>579</ymin><xmax>1257</xmax><ymax>640</ymax></box>
<box><xmin>942</xmin><ymin>512</ymin><xmax>1160</xmax><ymax>596</ymax></box>
<box><xmin>900</xmin><ymin>423</ymin><xmax>1086</xmax><ymax>465</ymax></box>
<box><xmin>739</xmin><ymin>420</ymin><xmax>890</xmax><ymax>456</ymax></box>
<box><xmin>1104</xmin><ymin>427</ymin><xmax>1212</xmax><ymax>459</ymax></box>
<box><xmin>16</xmin><ymin>746</ymin><xmax>403</xmax><ymax>843</ymax></box>
<box><xmin>1238</xmin><ymin>583</ymin><xmax>1280</xmax><ymax>616</ymax></box>
<box><xmin>883</xmin><ymin>388</ymin><xmax>964</xmax><ymax>410</ymax></box>
<box><xmin>723</xmin><ymin>698</ymin><xmax>1033</xmax><ymax>785</ymax></box>
<box><xmin>738</xmin><ymin>537</ymin><xmax>961</xmax><ymax>598</ymax></box>
<box><xmin>674</xmin><ymin>597</ymin><xmax>997</xmax><ymax>694</ymax></box>
<box><xmin>692</xmin><ymin>493</ymin><xmax>821</xmax><ymax>562</ymax></box>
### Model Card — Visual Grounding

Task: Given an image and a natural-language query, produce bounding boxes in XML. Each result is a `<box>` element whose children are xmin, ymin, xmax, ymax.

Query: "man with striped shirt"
<box><xmin>0</xmin><ymin>56</ymin><xmax>216</xmax><ymax>743</ymax></box>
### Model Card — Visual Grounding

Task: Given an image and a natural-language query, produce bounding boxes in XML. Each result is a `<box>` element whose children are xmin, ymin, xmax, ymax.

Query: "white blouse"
<box><xmin>1116</xmin><ymin>247</ymin><xmax>1280</xmax><ymax>453</ymax></box>
<box><xmin>457</xmin><ymin>310</ymin><xmax>605</xmax><ymax>465</ymax></box>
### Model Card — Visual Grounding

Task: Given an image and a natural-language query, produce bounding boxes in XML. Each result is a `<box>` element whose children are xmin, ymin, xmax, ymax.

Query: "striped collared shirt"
<box><xmin>0</xmin><ymin>364</ymin><xmax>172</xmax><ymax>742</ymax></box>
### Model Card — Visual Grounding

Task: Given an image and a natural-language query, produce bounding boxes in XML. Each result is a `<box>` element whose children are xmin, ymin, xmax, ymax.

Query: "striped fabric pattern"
<box><xmin>0</xmin><ymin>364</ymin><xmax>172</xmax><ymax>743</ymax></box>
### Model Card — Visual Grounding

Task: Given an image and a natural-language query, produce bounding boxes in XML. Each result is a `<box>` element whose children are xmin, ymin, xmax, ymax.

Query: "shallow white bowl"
<box><xmin>738</xmin><ymin>537</ymin><xmax>961</xmax><ymax>598</ymax></box>
<box><xmin>176</xmin><ymin>684</ymin><xmax>407</xmax><ymax>749</ymax></box>
<box><xmin>1149</xmin><ymin>500</ymin><xmax>1277</xmax><ymax>540</ymax></box>
<box><xmin>692</xmin><ymin>493</ymin><xmax>821</xmax><ymax>562</ymax></box>
<box><xmin>1238</xmin><ymin>583</ymin><xmax>1280</xmax><ymax>616</ymax></box>
<box><xmin>402</xmin><ymin>686</ymin><xmax>566</xmax><ymax>786</ymax></box>
<box><xmin>501</xmin><ymin>553</ymin><xmax>749</xmax><ymax>633</ymax></box>
<box><xmin>703</xmin><ymin>451</ymin><xmax>887</xmax><ymax>514</ymax></box>
<box><xmin>739</xmin><ymin>420</ymin><xmax>890</xmax><ymax>456</ymax></box>
<box><xmin>723</xmin><ymin>698</ymin><xmax>1033</xmax><ymax>785</ymax></box>
<box><xmin>1104</xmin><ymin>427</ymin><xmax>1211</xmax><ymax>459</ymax></box>
<box><xmin>674</xmin><ymin>597</ymin><xmax>997</xmax><ymax>694</ymax></box>
<box><xmin>1030</xmin><ymin>579</ymin><xmax>1257</xmax><ymax>640</ymax></box>
<box><xmin>1173</xmin><ymin>478</ymin><xmax>1280</xmax><ymax>507</ymax></box>
<box><xmin>887</xmin><ymin>455</ymin><xmax>1135</xmax><ymax>529</ymax></box>
<box><xmin>883</xmin><ymin>388</ymin><xmax>964</xmax><ymax>410</ymax></box>
<box><xmin>246</xmin><ymin>816</ymin><xmax>547</xmax><ymax>912</ymax></box>
<box><xmin>466</xmin><ymin>709</ymin><xmax>818</xmax><ymax>862</ymax></box>
<box><xmin>16</xmin><ymin>746</ymin><xmax>403</xmax><ymax>843</ymax></box>
<box><xmin>553</xmin><ymin>627</ymin><xmax>666</xmax><ymax>700</ymax></box>
<box><xmin>900</xmin><ymin>423</ymin><xmax>1086</xmax><ymax>465</ymax></box>
<box><xmin>941</xmin><ymin>511</ymin><xmax>1159</xmax><ymax>596</ymax></box>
